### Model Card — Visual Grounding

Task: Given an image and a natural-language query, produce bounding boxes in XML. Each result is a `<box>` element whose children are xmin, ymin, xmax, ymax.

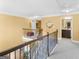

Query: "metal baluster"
<box><xmin>47</xmin><ymin>32</ymin><xmax>50</xmax><ymax>56</ymax></box>
<box><xmin>15</xmin><ymin>51</ymin><xmax>16</xmax><ymax>59</ymax></box>
<box><xmin>23</xmin><ymin>47</ymin><xmax>25</xmax><ymax>59</ymax></box>
<box><xmin>32</xmin><ymin>42</ymin><xmax>36</xmax><ymax>59</ymax></box>
<box><xmin>36</xmin><ymin>40</ymin><xmax>39</xmax><ymax>59</ymax></box>
<box><xmin>27</xmin><ymin>45</ymin><xmax>29</xmax><ymax>59</ymax></box>
<box><xmin>30</xmin><ymin>44</ymin><xmax>32</xmax><ymax>59</ymax></box>
<box><xmin>41</xmin><ymin>38</ymin><xmax>44</xmax><ymax>59</ymax></box>
<box><xmin>55</xmin><ymin>31</ymin><xmax>58</xmax><ymax>46</ymax></box>
<box><xmin>8</xmin><ymin>53</ymin><xmax>11</xmax><ymax>59</ymax></box>
<box><xmin>19</xmin><ymin>48</ymin><xmax>22</xmax><ymax>59</ymax></box>
<box><xmin>35</xmin><ymin>41</ymin><xmax>38</xmax><ymax>59</ymax></box>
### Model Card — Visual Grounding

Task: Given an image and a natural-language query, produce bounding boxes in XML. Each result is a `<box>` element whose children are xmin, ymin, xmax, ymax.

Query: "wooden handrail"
<box><xmin>0</xmin><ymin>30</ymin><xmax>58</xmax><ymax>56</ymax></box>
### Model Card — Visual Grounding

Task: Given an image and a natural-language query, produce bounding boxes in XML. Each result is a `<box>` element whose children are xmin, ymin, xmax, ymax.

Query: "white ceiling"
<box><xmin>0</xmin><ymin>0</ymin><xmax>79</xmax><ymax>17</ymax></box>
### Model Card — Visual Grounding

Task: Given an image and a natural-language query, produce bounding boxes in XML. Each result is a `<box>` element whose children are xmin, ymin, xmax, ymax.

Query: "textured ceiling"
<box><xmin>0</xmin><ymin>0</ymin><xmax>79</xmax><ymax>17</ymax></box>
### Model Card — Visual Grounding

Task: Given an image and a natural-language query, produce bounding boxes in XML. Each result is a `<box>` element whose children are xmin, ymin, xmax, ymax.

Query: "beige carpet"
<box><xmin>48</xmin><ymin>39</ymin><xmax>79</xmax><ymax>59</ymax></box>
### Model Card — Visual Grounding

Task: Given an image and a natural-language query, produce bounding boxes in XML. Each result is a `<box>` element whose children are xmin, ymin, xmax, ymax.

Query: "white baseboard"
<box><xmin>71</xmin><ymin>39</ymin><xmax>79</xmax><ymax>44</ymax></box>
<box><xmin>50</xmin><ymin>44</ymin><xmax>58</xmax><ymax>55</ymax></box>
<box><xmin>58</xmin><ymin>37</ymin><xmax>62</xmax><ymax>40</ymax></box>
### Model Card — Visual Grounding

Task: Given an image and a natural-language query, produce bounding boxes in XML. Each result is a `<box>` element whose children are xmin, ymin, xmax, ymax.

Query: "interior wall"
<box><xmin>41</xmin><ymin>16</ymin><xmax>61</xmax><ymax>38</ymax></box>
<box><xmin>0</xmin><ymin>14</ymin><xmax>31</xmax><ymax>52</ymax></box>
<box><xmin>72</xmin><ymin>14</ymin><xmax>79</xmax><ymax>41</ymax></box>
<box><xmin>41</xmin><ymin>14</ymin><xmax>79</xmax><ymax>41</ymax></box>
<box><xmin>1</xmin><ymin>12</ymin><xmax>79</xmax><ymax>51</ymax></box>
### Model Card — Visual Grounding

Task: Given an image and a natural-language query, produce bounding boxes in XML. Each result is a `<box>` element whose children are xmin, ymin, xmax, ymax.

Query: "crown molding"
<box><xmin>0</xmin><ymin>11</ymin><xmax>79</xmax><ymax>19</ymax></box>
<box><xmin>0</xmin><ymin>11</ymin><xmax>29</xmax><ymax>19</ymax></box>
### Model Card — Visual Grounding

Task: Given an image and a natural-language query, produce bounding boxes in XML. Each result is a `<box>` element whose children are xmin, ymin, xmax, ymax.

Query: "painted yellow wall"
<box><xmin>41</xmin><ymin>16</ymin><xmax>61</xmax><ymax>38</ymax></box>
<box><xmin>0</xmin><ymin>14</ymin><xmax>31</xmax><ymax>52</ymax></box>
<box><xmin>1</xmin><ymin>13</ymin><xmax>79</xmax><ymax>52</ymax></box>
<box><xmin>73</xmin><ymin>14</ymin><xmax>79</xmax><ymax>41</ymax></box>
<box><xmin>41</xmin><ymin>14</ymin><xmax>79</xmax><ymax>41</ymax></box>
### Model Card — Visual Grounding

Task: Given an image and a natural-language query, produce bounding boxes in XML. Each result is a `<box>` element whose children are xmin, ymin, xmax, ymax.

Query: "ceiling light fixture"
<box><xmin>29</xmin><ymin>16</ymin><xmax>43</xmax><ymax>20</ymax></box>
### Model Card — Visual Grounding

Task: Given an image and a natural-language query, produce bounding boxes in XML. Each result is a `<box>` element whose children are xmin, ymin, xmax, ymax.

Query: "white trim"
<box><xmin>0</xmin><ymin>11</ymin><xmax>29</xmax><ymax>18</ymax></box>
<box><xmin>60</xmin><ymin>15</ymin><xmax>73</xmax><ymax>40</ymax></box>
<box><xmin>0</xmin><ymin>11</ymin><xmax>79</xmax><ymax>19</ymax></box>
<box><xmin>59</xmin><ymin>16</ymin><xmax>62</xmax><ymax>39</ymax></box>
<box><xmin>50</xmin><ymin>44</ymin><xmax>58</xmax><ymax>55</ymax></box>
<box><xmin>1</xmin><ymin>11</ymin><xmax>79</xmax><ymax>19</ymax></box>
<box><xmin>58</xmin><ymin>37</ymin><xmax>62</xmax><ymax>40</ymax></box>
<box><xmin>70</xmin><ymin>11</ymin><xmax>79</xmax><ymax>15</ymax></box>
<box><xmin>71</xmin><ymin>16</ymin><xmax>73</xmax><ymax>40</ymax></box>
<box><xmin>71</xmin><ymin>39</ymin><xmax>79</xmax><ymax>44</ymax></box>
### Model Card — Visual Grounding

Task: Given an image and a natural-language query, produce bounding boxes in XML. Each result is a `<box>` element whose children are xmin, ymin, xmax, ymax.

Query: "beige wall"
<box><xmin>1</xmin><ymin>13</ymin><xmax>79</xmax><ymax>52</ymax></box>
<box><xmin>41</xmin><ymin>16</ymin><xmax>61</xmax><ymax>38</ymax></box>
<box><xmin>0</xmin><ymin>14</ymin><xmax>31</xmax><ymax>52</ymax></box>
<box><xmin>73</xmin><ymin>14</ymin><xmax>79</xmax><ymax>41</ymax></box>
<box><xmin>41</xmin><ymin>14</ymin><xmax>79</xmax><ymax>41</ymax></box>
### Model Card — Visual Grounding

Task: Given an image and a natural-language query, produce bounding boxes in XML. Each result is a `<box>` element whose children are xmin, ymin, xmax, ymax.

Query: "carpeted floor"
<box><xmin>48</xmin><ymin>39</ymin><xmax>79</xmax><ymax>59</ymax></box>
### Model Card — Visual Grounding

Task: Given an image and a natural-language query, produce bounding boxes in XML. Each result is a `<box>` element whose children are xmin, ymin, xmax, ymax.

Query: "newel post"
<box><xmin>47</xmin><ymin>32</ymin><xmax>50</xmax><ymax>56</ymax></box>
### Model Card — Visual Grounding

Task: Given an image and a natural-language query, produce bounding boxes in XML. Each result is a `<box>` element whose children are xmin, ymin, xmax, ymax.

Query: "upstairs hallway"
<box><xmin>48</xmin><ymin>39</ymin><xmax>79</xmax><ymax>59</ymax></box>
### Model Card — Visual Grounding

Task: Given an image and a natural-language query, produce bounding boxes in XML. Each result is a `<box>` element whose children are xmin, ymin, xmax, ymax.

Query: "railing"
<box><xmin>0</xmin><ymin>30</ymin><xmax>58</xmax><ymax>59</ymax></box>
